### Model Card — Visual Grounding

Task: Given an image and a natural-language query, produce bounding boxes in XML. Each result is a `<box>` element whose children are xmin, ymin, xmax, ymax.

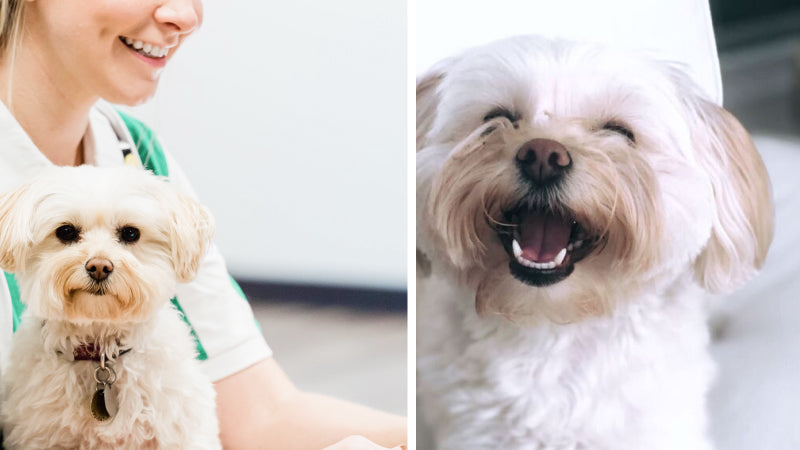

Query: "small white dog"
<box><xmin>0</xmin><ymin>166</ymin><xmax>221</xmax><ymax>449</ymax></box>
<box><xmin>416</xmin><ymin>36</ymin><xmax>773</xmax><ymax>449</ymax></box>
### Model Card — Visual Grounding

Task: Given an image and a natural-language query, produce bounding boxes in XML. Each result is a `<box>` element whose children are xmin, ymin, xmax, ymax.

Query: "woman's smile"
<box><xmin>119</xmin><ymin>36</ymin><xmax>170</xmax><ymax>58</ymax></box>
<box><xmin>118</xmin><ymin>36</ymin><xmax>169</xmax><ymax>68</ymax></box>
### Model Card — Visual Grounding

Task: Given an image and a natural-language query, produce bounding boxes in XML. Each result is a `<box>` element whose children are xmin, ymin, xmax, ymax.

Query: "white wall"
<box><xmin>416</xmin><ymin>0</ymin><xmax>722</xmax><ymax>104</ymax></box>
<box><xmin>127</xmin><ymin>1</ymin><xmax>407</xmax><ymax>289</ymax></box>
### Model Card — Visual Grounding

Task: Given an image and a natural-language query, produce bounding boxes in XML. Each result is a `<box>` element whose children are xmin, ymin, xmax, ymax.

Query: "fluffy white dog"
<box><xmin>416</xmin><ymin>36</ymin><xmax>773</xmax><ymax>449</ymax></box>
<box><xmin>0</xmin><ymin>166</ymin><xmax>221</xmax><ymax>449</ymax></box>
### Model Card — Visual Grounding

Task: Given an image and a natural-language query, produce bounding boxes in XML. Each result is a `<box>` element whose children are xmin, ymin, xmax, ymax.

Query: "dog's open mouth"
<box><xmin>497</xmin><ymin>207</ymin><xmax>600</xmax><ymax>286</ymax></box>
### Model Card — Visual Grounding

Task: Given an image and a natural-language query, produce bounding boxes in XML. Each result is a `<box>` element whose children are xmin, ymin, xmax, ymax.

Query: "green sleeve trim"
<box><xmin>230</xmin><ymin>276</ymin><xmax>246</xmax><ymax>299</ymax></box>
<box><xmin>230</xmin><ymin>276</ymin><xmax>262</xmax><ymax>332</ymax></box>
<box><xmin>170</xmin><ymin>297</ymin><xmax>208</xmax><ymax>361</ymax></box>
<box><xmin>117</xmin><ymin>110</ymin><xmax>170</xmax><ymax>177</ymax></box>
<box><xmin>5</xmin><ymin>272</ymin><xmax>24</xmax><ymax>332</ymax></box>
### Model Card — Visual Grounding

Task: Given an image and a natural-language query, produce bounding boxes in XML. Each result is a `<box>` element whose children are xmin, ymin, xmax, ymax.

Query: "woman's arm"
<box><xmin>215</xmin><ymin>358</ymin><xmax>407</xmax><ymax>449</ymax></box>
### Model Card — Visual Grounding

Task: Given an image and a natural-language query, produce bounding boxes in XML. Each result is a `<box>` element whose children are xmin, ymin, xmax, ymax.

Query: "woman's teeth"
<box><xmin>121</xmin><ymin>36</ymin><xmax>169</xmax><ymax>58</ymax></box>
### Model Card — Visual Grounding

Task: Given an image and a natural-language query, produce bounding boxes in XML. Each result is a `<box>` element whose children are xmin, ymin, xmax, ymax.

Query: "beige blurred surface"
<box><xmin>250</xmin><ymin>300</ymin><xmax>407</xmax><ymax>415</ymax></box>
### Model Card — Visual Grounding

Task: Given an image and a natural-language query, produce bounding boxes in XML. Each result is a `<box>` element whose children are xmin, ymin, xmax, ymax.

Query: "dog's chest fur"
<box><xmin>418</xmin><ymin>274</ymin><xmax>715</xmax><ymax>450</ymax></box>
<box><xmin>2</xmin><ymin>306</ymin><xmax>220</xmax><ymax>450</ymax></box>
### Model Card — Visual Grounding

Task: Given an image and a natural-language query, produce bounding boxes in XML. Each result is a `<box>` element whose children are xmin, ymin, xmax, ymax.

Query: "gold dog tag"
<box><xmin>91</xmin><ymin>386</ymin><xmax>111</xmax><ymax>421</ymax></box>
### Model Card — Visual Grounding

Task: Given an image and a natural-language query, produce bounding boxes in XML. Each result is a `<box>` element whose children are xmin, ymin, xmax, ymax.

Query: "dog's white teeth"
<box><xmin>567</xmin><ymin>240</ymin><xmax>584</xmax><ymax>251</ymax></box>
<box><xmin>512</xmin><ymin>239</ymin><xmax>522</xmax><ymax>259</ymax></box>
<box><xmin>518</xmin><ymin>256</ymin><xmax>532</xmax><ymax>267</ymax></box>
<box><xmin>513</xmin><ymin>242</ymin><xmax>563</xmax><ymax>270</ymax></box>
<box><xmin>554</xmin><ymin>248</ymin><xmax>567</xmax><ymax>266</ymax></box>
<box><xmin>527</xmin><ymin>260</ymin><xmax>555</xmax><ymax>270</ymax></box>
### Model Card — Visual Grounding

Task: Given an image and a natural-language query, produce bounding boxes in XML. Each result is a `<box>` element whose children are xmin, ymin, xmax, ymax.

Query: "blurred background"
<box><xmin>705</xmin><ymin>1</ymin><xmax>800</xmax><ymax>449</ymax></box>
<box><xmin>123</xmin><ymin>0</ymin><xmax>407</xmax><ymax>415</ymax></box>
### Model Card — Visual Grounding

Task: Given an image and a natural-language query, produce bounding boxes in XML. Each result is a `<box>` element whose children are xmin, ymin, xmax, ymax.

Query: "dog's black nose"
<box><xmin>85</xmin><ymin>258</ymin><xmax>114</xmax><ymax>282</ymax></box>
<box><xmin>515</xmin><ymin>138</ymin><xmax>572</xmax><ymax>185</ymax></box>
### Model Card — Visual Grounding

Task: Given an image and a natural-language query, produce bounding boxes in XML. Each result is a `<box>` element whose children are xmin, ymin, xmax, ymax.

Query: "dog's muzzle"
<box><xmin>494</xmin><ymin>139</ymin><xmax>601</xmax><ymax>286</ymax></box>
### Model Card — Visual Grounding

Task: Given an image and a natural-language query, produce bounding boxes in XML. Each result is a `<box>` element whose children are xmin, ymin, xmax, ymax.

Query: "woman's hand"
<box><xmin>216</xmin><ymin>359</ymin><xmax>407</xmax><ymax>449</ymax></box>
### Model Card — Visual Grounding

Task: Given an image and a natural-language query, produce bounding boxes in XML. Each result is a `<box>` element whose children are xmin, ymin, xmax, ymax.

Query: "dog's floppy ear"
<box><xmin>0</xmin><ymin>182</ymin><xmax>35</xmax><ymax>273</ymax></box>
<box><xmin>417</xmin><ymin>61</ymin><xmax>453</xmax><ymax>279</ymax></box>
<box><xmin>417</xmin><ymin>61</ymin><xmax>451</xmax><ymax>151</ymax></box>
<box><xmin>164</xmin><ymin>189</ymin><xmax>216</xmax><ymax>283</ymax></box>
<box><xmin>689</xmin><ymin>99</ymin><xmax>773</xmax><ymax>293</ymax></box>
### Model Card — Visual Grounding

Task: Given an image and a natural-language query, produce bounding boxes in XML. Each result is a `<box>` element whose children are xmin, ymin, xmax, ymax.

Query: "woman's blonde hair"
<box><xmin>0</xmin><ymin>0</ymin><xmax>24</xmax><ymax>104</ymax></box>
<box><xmin>0</xmin><ymin>0</ymin><xmax>24</xmax><ymax>53</ymax></box>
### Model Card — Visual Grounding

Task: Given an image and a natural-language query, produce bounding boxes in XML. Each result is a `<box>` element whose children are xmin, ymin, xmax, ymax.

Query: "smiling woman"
<box><xmin>16</xmin><ymin>0</ymin><xmax>200</xmax><ymax>106</ymax></box>
<box><xmin>0</xmin><ymin>0</ymin><xmax>405</xmax><ymax>448</ymax></box>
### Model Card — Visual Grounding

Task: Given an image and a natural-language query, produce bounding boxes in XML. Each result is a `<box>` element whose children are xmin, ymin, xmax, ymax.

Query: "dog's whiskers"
<box><xmin>481</xmin><ymin>195</ymin><xmax>515</xmax><ymax>230</ymax></box>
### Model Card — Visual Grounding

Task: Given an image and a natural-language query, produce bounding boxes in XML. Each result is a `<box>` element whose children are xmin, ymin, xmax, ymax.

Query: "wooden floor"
<box><xmin>250</xmin><ymin>300</ymin><xmax>407</xmax><ymax>415</ymax></box>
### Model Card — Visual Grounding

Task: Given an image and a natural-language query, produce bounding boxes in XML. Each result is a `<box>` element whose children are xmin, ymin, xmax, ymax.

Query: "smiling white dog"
<box><xmin>0</xmin><ymin>166</ymin><xmax>220</xmax><ymax>449</ymax></box>
<box><xmin>416</xmin><ymin>36</ymin><xmax>773</xmax><ymax>450</ymax></box>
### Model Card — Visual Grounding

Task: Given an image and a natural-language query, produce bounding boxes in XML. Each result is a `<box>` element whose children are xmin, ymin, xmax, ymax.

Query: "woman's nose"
<box><xmin>154</xmin><ymin>0</ymin><xmax>203</xmax><ymax>34</ymax></box>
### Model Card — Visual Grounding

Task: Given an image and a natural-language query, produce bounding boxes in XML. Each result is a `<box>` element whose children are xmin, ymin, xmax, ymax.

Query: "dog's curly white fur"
<box><xmin>417</xmin><ymin>36</ymin><xmax>773</xmax><ymax>449</ymax></box>
<box><xmin>0</xmin><ymin>166</ymin><xmax>221</xmax><ymax>449</ymax></box>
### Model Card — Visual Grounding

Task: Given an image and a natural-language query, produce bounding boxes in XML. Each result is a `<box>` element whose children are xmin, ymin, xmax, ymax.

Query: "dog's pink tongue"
<box><xmin>519</xmin><ymin>212</ymin><xmax>571</xmax><ymax>262</ymax></box>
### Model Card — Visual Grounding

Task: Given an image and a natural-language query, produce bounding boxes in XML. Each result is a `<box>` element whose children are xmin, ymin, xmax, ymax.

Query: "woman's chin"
<box><xmin>103</xmin><ymin>81</ymin><xmax>160</xmax><ymax>107</ymax></box>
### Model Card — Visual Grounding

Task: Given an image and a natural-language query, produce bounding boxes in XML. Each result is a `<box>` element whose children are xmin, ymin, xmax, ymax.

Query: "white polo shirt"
<box><xmin>0</xmin><ymin>100</ymin><xmax>272</xmax><ymax>382</ymax></box>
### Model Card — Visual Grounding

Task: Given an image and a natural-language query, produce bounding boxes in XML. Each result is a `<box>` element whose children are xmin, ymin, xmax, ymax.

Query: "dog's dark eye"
<box><xmin>602</xmin><ymin>122</ymin><xmax>636</xmax><ymax>143</ymax></box>
<box><xmin>55</xmin><ymin>224</ymin><xmax>80</xmax><ymax>244</ymax></box>
<box><xmin>118</xmin><ymin>226</ymin><xmax>140</xmax><ymax>244</ymax></box>
<box><xmin>483</xmin><ymin>108</ymin><xmax>519</xmax><ymax>123</ymax></box>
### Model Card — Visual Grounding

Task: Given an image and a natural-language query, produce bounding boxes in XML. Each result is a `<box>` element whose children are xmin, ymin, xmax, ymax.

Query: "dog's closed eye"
<box><xmin>483</xmin><ymin>107</ymin><xmax>519</xmax><ymax>123</ymax></box>
<box><xmin>55</xmin><ymin>224</ymin><xmax>80</xmax><ymax>244</ymax></box>
<box><xmin>601</xmin><ymin>121</ymin><xmax>636</xmax><ymax>144</ymax></box>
